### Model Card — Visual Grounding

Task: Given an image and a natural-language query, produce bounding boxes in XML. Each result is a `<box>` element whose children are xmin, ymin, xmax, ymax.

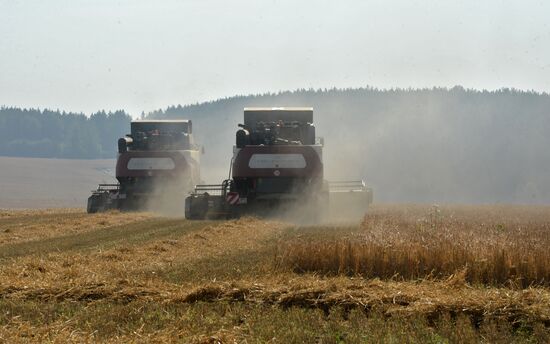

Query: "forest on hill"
<box><xmin>146</xmin><ymin>87</ymin><xmax>550</xmax><ymax>203</ymax></box>
<box><xmin>2</xmin><ymin>87</ymin><xmax>550</xmax><ymax>203</ymax></box>
<box><xmin>0</xmin><ymin>108</ymin><xmax>131</xmax><ymax>159</ymax></box>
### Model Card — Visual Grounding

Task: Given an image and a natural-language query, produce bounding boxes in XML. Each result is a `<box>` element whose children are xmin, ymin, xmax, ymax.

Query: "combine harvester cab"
<box><xmin>185</xmin><ymin>108</ymin><xmax>373</xmax><ymax>222</ymax></box>
<box><xmin>87</xmin><ymin>120</ymin><xmax>201</xmax><ymax>213</ymax></box>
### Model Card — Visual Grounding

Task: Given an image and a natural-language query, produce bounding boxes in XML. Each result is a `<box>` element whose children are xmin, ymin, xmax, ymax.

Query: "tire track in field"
<box><xmin>0</xmin><ymin>210</ymin><xmax>154</xmax><ymax>245</ymax></box>
<box><xmin>0</xmin><ymin>218</ymin><xmax>210</xmax><ymax>259</ymax></box>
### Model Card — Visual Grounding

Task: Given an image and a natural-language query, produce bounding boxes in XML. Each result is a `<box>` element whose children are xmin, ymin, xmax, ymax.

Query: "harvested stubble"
<box><xmin>1</xmin><ymin>277</ymin><xmax>549</xmax><ymax>323</ymax></box>
<box><xmin>0</xmin><ymin>208</ymin><xmax>152</xmax><ymax>245</ymax></box>
<box><xmin>1</xmin><ymin>207</ymin><xmax>549</xmax><ymax>342</ymax></box>
<box><xmin>279</xmin><ymin>205</ymin><xmax>550</xmax><ymax>287</ymax></box>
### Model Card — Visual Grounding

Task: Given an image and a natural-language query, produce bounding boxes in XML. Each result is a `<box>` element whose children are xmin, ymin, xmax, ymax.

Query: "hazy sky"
<box><xmin>1</xmin><ymin>0</ymin><xmax>549</xmax><ymax>116</ymax></box>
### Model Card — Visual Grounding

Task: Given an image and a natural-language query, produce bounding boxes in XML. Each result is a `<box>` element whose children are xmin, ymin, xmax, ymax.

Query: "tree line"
<box><xmin>147</xmin><ymin>87</ymin><xmax>550</xmax><ymax>204</ymax></box>
<box><xmin>0</xmin><ymin>107</ymin><xmax>131</xmax><ymax>158</ymax></box>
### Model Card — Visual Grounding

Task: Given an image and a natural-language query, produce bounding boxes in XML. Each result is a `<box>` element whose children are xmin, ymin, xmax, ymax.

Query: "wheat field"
<box><xmin>280</xmin><ymin>205</ymin><xmax>550</xmax><ymax>287</ymax></box>
<box><xmin>0</xmin><ymin>205</ymin><xmax>549</xmax><ymax>343</ymax></box>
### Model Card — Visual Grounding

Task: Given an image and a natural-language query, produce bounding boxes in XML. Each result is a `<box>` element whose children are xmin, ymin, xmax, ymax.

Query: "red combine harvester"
<box><xmin>87</xmin><ymin>120</ymin><xmax>201</xmax><ymax>213</ymax></box>
<box><xmin>185</xmin><ymin>107</ymin><xmax>372</xmax><ymax>222</ymax></box>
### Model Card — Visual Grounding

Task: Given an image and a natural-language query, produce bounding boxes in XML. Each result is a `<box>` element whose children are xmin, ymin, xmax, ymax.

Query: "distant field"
<box><xmin>0</xmin><ymin>156</ymin><xmax>116</xmax><ymax>209</ymax></box>
<box><xmin>0</xmin><ymin>205</ymin><xmax>548</xmax><ymax>342</ymax></box>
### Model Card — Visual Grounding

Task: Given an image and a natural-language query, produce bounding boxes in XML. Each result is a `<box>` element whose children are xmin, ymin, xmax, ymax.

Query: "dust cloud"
<box><xmin>171</xmin><ymin>88</ymin><xmax>550</xmax><ymax>205</ymax></box>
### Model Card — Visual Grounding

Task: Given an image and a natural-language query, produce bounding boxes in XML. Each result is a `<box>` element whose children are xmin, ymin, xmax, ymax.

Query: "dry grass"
<box><xmin>279</xmin><ymin>205</ymin><xmax>550</xmax><ymax>287</ymax></box>
<box><xmin>2</xmin><ymin>275</ymin><xmax>548</xmax><ymax>322</ymax></box>
<box><xmin>0</xmin><ymin>276</ymin><xmax>548</xmax><ymax>343</ymax></box>
<box><xmin>0</xmin><ymin>217</ymin><xmax>284</xmax><ymax>288</ymax></box>
<box><xmin>0</xmin><ymin>209</ymin><xmax>153</xmax><ymax>245</ymax></box>
<box><xmin>2</xmin><ymin>300</ymin><xmax>546</xmax><ymax>344</ymax></box>
<box><xmin>0</xmin><ymin>206</ymin><xmax>549</xmax><ymax>342</ymax></box>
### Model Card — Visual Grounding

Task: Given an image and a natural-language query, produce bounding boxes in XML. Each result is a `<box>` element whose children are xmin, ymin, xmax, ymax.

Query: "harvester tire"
<box><xmin>87</xmin><ymin>194</ymin><xmax>103</xmax><ymax>213</ymax></box>
<box><xmin>185</xmin><ymin>195</ymin><xmax>208</xmax><ymax>220</ymax></box>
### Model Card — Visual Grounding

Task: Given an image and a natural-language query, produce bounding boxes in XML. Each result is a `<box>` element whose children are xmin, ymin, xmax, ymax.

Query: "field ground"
<box><xmin>0</xmin><ymin>205</ymin><xmax>549</xmax><ymax>343</ymax></box>
<box><xmin>0</xmin><ymin>156</ymin><xmax>116</xmax><ymax>209</ymax></box>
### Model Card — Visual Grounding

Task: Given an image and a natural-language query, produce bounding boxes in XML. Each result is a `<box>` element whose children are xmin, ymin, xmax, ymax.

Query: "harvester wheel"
<box><xmin>87</xmin><ymin>194</ymin><xmax>104</xmax><ymax>213</ymax></box>
<box><xmin>185</xmin><ymin>195</ymin><xmax>208</xmax><ymax>220</ymax></box>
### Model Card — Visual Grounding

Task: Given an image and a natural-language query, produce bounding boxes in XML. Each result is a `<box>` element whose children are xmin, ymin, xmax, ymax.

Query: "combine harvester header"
<box><xmin>185</xmin><ymin>107</ymin><xmax>372</xmax><ymax>222</ymax></box>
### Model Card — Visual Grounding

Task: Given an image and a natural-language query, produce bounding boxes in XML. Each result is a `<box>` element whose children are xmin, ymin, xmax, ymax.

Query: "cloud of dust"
<box><xmin>142</xmin><ymin>174</ymin><xmax>194</xmax><ymax>218</ymax></box>
<box><xmin>155</xmin><ymin>88</ymin><xmax>550</xmax><ymax>210</ymax></box>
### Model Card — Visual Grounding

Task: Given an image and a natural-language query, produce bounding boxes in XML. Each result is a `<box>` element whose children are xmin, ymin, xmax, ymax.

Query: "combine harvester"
<box><xmin>87</xmin><ymin>120</ymin><xmax>201</xmax><ymax>213</ymax></box>
<box><xmin>185</xmin><ymin>107</ymin><xmax>372</xmax><ymax>222</ymax></box>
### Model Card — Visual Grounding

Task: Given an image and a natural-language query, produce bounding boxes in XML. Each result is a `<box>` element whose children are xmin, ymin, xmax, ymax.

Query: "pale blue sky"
<box><xmin>1</xmin><ymin>0</ymin><xmax>549</xmax><ymax>115</ymax></box>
